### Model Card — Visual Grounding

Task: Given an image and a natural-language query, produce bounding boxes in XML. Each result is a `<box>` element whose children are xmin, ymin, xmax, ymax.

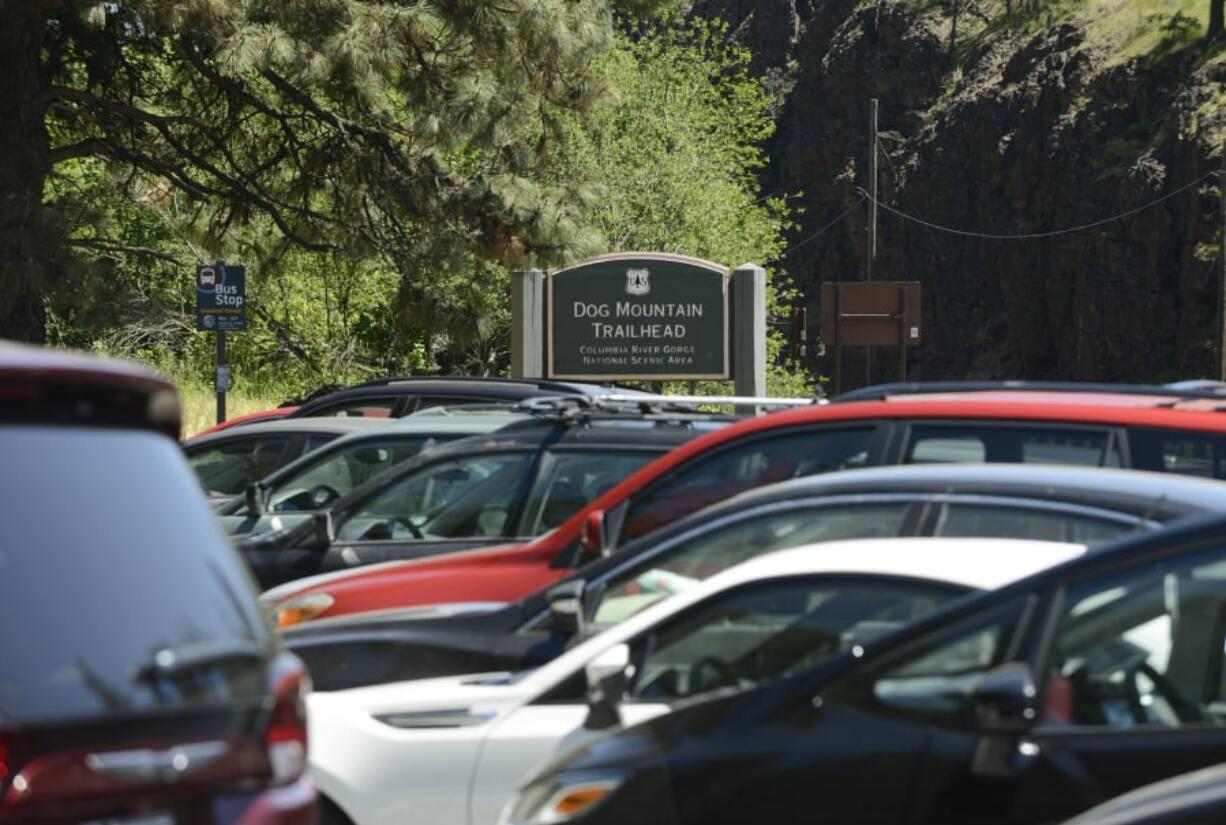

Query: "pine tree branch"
<box><xmin>67</xmin><ymin>238</ymin><xmax>185</xmax><ymax>264</ymax></box>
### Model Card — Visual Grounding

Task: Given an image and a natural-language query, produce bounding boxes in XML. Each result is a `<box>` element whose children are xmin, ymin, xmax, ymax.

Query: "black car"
<box><xmin>0</xmin><ymin>343</ymin><xmax>313</xmax><ymax>822</ymax></box>
<box><xmin>1061</xmin><ymin>762</ymin><xmax>1226</xmax><ymax>825</ymax></box>
<box><xmin>239</xmin><ymin>405</ymin><xmax>732</xmax><ymax>589</ymax></box>
<box><xmin>184</xmin><ymin>416</ymin><xmax>387</xmax><ymax>499</ymax></box>
<box><xmin>282</xmin><ymin>463</ymin><xmax>1226</xmax><ymax>691</ymax></box>
<box><xmin>505</xmin><ymin>511</ymin><xmax>1226</xmax><ymax>825</ymax></box>
<box><xmin>287</xmin><ymin>375</ymin><xmax>646</xmax><ymax>419</ymax></box>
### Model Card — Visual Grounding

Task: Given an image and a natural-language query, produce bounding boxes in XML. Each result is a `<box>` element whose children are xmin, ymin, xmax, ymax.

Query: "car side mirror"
<box><xmin>245</xmin><ymin>482</ymin><xmax>267</xmax><ymax>516</ymax></box>
<box><xmin>973</xmin><ymin>662</ymin><xmax>1038</xmax><ymax>734</ymax></box>
<box><xmin>580</xmin><ymin>510</ymin><xmax>606</xmax><ymax>559</ymax></box>
<box><xmin>312</xmin><ymin>510</ymin><xmax>335</xmax><ymax>546</ymax></box>
<box><xmin>546</xmin><ymin>579</ymin><xmax>586</xmax><ymax>636</ymax></box>
<box><xmin>583</xmin><ymin>643</ymin><xmax>631</xmax><ymax>731</ymax></box>
<box><xmin>970</xmin><ymin>662</ymin><xmax>1039</xmax><ymax>778</ymax></box>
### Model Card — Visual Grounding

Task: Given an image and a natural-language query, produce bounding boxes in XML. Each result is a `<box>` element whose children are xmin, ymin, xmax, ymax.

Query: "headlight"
<box><xmin>500</xmin><ymin>772</ymin><xmax>625</xmax><ymax>824</ymax></box>
<box><xmin>274</xmin><ymin>593</ymin><xmax>335</xmax><ymax>628</ymax></box>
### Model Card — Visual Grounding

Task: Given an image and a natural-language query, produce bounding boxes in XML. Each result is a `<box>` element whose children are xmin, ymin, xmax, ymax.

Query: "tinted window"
<box><xmin>905</xmin><ymin>426</ymin><xmax>1122</xmax><ymax>467</ymax></box>
<box><xmin>935</xmin><ymin>503</ymin><xmax>1131</xmax><ymax>544</ymax></box>
<box><xmin>0</xmin><ymin>428</ymin><xmax>268</xmax><ymax>725</ymax></box>
<box><xmin>630</xmin><ymin>577</ymin><xmax>957</xmax><ymax>702</ymax></box>
<box><xmin>268</xmin><ymin>435</ymin><xmax>457</xmax><ymax>512</ymax></box>
<box><xmin>1129</xmin><ymin>429</ymin><xmax>1226</xmax><ymax>479</ymax></box>
<box><xmin>188</xmin><ymin>435</ymin><xmax>291</xmax><ymax>495</ymax></box>
<box><xmin>591</xmin><ymin>503</ymin><xmax>913</xmax><ymax>625</ymax></box>
<box><xmin>519</xmin><ymin>450</ymin><xmax>661</xmax><ymax>535</ymax></box>
<box><xmin>413</xmin><ymin>396</ymin><xmax>488</xmax><ymax>411</ymax></box>
<box><xmin>868</xmin><ymin>605</ymin><xmax>1023</xmax><ymax>720</ymax></box>
<box><xmin>620</xmin><ymin>428</ymin><xmax>874</xmax><ymax>542</ymax></box>
<box><xmin>335</xmin><ymin>452</ymin><xmax>536</xmax><ymax>541</ymax></box>
<box><xmin>1041</xmin><ymin>545</ymin><xmax>1226</xmax><ymax>728</ymax></box>
<box><xmin>307</xmin><ymin>398</ymin><xmax>397</xmax><ymax>418</ymax></box>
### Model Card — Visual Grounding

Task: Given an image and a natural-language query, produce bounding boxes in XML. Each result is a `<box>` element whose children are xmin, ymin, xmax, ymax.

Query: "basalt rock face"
<box><xmin>707</xmin><ymin>0</ymin><xmax>1226</xmax><ymax>381</ymax></box>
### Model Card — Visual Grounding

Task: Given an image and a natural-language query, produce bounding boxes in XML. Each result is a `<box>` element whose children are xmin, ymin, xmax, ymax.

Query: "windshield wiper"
<box><xmin>133</xmin><ymin>638</ymin><xmax>266</xmax><ymax>683</ymax></box>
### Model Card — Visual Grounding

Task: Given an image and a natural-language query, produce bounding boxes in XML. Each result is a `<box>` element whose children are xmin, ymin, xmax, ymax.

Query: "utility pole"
<box><xmin>866</xmin><ymin>98</ymin><xmax>879</xmax><ymax>384</ymax></box>
<box><xmin>1219</xmin><ymin>150</ymin><xmax>1226</xmax><ymax>381</ymax></box>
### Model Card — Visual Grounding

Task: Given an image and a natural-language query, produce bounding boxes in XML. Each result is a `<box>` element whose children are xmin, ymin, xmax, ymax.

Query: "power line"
<box><xmin>855</xmin><ymin>170</ymin><xmax>1220</xmax><ymax>240</ymax></box>
<box><xmin>783</xmin><ymin>196</ymin><xmax>867</xmax><ymax>256</ymax></box>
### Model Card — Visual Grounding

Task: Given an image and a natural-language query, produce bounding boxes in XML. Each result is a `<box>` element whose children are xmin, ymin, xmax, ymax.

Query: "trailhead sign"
<box><xmin>195</xmin><ymin>262</ymin><xmax>247</xmax><ymax>332</ymax></box>
<box><xmin>547</xmin><ymin>253</ymin><xmax>730</xmax><ymax>380</ymax></box>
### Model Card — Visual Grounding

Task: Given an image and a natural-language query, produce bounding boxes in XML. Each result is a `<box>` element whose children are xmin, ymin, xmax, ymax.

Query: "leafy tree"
<box><xmin>0</xmin><ymin>0</ymin><xmax>676</xmax><ymax>343</ymax></box>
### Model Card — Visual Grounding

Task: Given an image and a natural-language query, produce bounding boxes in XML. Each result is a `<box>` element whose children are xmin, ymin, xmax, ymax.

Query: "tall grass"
<box><xmin>177</xmin><ymin>381</ymin><xmax>288</xmax><ymax>439</ymax></box>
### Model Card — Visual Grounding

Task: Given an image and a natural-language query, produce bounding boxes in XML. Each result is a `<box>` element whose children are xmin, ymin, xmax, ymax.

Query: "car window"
<box><xmin>519</xmin><ymin>450</ymin><xmax>662</xmax><ymax>536</ymax></box>
<box><xmin>1040</xmin><ymin>545</ymin><xmax>1226</xmax><ymax>729</ymax></box>
<box><xmin>0</xmin><ymin>428</ymin><xmax>269</xmax><ymax>725</ymax></box>
<box><xmin>304</xmin><ymin>434</ymin><xmax>339</xmax><ymax>452</ymax></box>
<box><xmin>334</xmin><ymin>452</ymin><xmax>536</xmax><ymax>541</ymax></box>
<box><xmin>412</xmin><ymin>396</ymin><xmax>488</xmax><ymax>411</ymax></box>
<box><xmin>868</xmin><ymin>606</ymin><xmax>1023</xmax><ymax>720</ymax></box>
<box><xmin>268</xmin><ymin>435</ymin><xmax>456</xmax><ymax>512</ymax></box>
<box><xmin>306</xmin><ymin>398</ymin><xmax>397</xmax><ymax>418</ymax></box>
<box><xmin>905</xmin><ymin>426</ymin><xmax>1122</xmax><ymax>467</ymax></box>
<box><xmin>629</xmin><ymin>577</ymin><xmax>958</xmax><ymax>703</ymax></box>
<box><xmin>619</xmin><ymin>428</ymin><xmax>874</xmax><ymax>543</ymax></box>
<box><xmin>591</xmin><ymin>503</ymin><xmax>913</xmax><ymax>625</ymax></box>
<box><xmin>1129</xmin><ymin>429</ymin><xmax>1226</xmax><ymax>479</ymax></box>
<box><xmin>187</xmin><ymin>435</ymin><xmax>291</xmax><ymax>495</ymax></box>
<box><xmin>935</xmin><ymin>503</ymin><xmax>1132</xmax><ymax>545</ymax></box>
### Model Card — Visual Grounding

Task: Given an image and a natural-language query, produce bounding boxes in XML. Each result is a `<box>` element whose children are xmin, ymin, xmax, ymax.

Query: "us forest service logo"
<box><xmin>625</xmin><ymin>268</ymin><xmax>650</xmax><ymax>296</ymax></box>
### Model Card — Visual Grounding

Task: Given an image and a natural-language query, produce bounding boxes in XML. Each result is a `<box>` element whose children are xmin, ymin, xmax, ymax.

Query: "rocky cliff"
<box><xmin>696</xmin><ymin>0</ymin><xmax>1226</xmax><ymax>382</ymax></box>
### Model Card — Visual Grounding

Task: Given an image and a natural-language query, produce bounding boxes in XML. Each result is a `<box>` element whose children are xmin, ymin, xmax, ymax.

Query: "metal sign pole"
<box><xmin>216</xmin><ymin>328</ymin><xmax>227</xmax><ymax>425</ymax></box>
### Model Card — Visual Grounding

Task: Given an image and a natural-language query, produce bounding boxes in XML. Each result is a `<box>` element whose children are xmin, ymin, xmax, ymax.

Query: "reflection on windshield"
<box><xmin>269</xmin><ymin>436</ymin><xmax>446</xmax><ymax>512</ymax></box>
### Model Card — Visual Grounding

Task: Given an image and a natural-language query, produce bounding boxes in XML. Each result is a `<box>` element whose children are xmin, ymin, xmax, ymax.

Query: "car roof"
<box><xmin>833</xmin><ymin>381</ymin><xmax>1226</xmax><ymax>410</ymax></box>
<box><xmin>183</xmin><ymin>416</ymin><xmax>389</xmax><ymax>446</ymax></box>
<box><xmin>0</xmin><ymin>341</ymin><xmax>180</xmax><ymax>437</ymax></box>
<box><xmin>711</xmin><ymin>463</ymin><xmax>1226</xmax><ymax>521</ymax></box>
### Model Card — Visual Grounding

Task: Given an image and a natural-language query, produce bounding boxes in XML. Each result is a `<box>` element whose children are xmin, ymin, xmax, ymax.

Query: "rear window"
<box><xmin>905</xmin><ymin>425</ymin><xmax>1122</xmax><ymax>467</ymax></box>
<box><xmin>0</xmin><ymin>428</ymin><xmax>269</xmax><ymax>725</ymax></box>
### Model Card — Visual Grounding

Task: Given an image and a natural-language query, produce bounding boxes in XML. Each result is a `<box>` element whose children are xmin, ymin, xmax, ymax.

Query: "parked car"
<box><xmin>1062</xmin><ymin>763</ymin><xmax>1226</xmax><ymax>825</ymax></box>
<box><xmin>307</xmin><ymin>537</ymin><xmax>1085</xmax><ymax>825</ymax></box>
<box><xmin>192</xmin><ymin>405</ymin><xmax>298</xmax><ymax>437</ymax></box>
<box><xmin>217</xmin><ymin>406</ymin><xmax>532</xmax><ymax>530</ymax></box>
<box><xmin>240</xmin><ymin>405</ymin><xmax>732</xmax><ymax>590</ymax></box>
<box><xmin>507</xmin><ymin>511</ymin><xmax>1226</xmax><ymax>825</ymax></box>
<box><xmin>0</xmin><ymin>342</ymin><xmax>312</xmax><ymax>822</ymax></box>
<box><xmin>267</xmin><ymin>382</ymin><xmax>1226</xmax><ymax>626</ymax></box>
<box><xmin>281</xmin><ymin>463</ymin><xmax>1226</xmax><ymax>691</ymax></box>
<box><xmin>185</xmin><ymin>416</ymin><xmax>387</xmax><ymax>500</ymax></box>
<box><xmin>288</xmin><ymin>376</ymin><xmax>648</xmax><ymax>419</ymax></box>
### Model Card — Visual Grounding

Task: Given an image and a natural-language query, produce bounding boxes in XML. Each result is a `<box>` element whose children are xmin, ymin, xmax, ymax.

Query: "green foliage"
<box><xmin>47</xmin><ymin>12</ymin><xmax>812</xmax><ymax>399</ymax></box>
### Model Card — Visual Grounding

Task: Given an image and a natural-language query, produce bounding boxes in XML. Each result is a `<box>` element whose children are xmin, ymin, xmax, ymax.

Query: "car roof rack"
<box><xmin>345</xmin><ymin>375</ymin><xmax>630</xmax><ymax>393</ymax></box>
<box><xmin>831</xmin><ymin>381</ymin><xmax>1226</xmax><ymax>404</ymax></box>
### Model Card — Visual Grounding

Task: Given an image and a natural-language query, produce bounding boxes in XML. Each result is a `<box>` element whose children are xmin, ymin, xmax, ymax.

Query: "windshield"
<box><xmin>268</xmin><ymin>434</ymin><xmax>460</xmax><ymax>512</ymax></box>
<box><xmin>591</xmin><ymin>502</ymin><xmax>913</xmax><ymax>625</ymax></box>
<box><xmin>0</xmin><ymin>428</ymin><xmax>269</xmax><ymax>725</ymax></box>
<box><xmin>517</xmin><ymin>450</ymin><xmax>662</xmax><ymax>535</ymax></box>
<box><xmin>334</xmin><ymin>452</ymin><xmax>537</xmax><ymax>541</ymax></box>
<box><xmin>630</xmin><ymin>576</ymin><xmax>959</xmax><ymax>702</ymax></box>
<box><xmin>188</xmin><ymin>435</ymin><xmax>290</xmax><ymax>496</ymax></box>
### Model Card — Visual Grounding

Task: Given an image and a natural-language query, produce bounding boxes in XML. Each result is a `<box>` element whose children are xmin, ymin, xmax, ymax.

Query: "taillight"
<box><xmin>264</xmin><ymin>653</ymin><xmax>310</xmax><ymax>785</ymax></box>
<box><xmin>0</xmin><ymin>733</ymin><xmax>10</xmax><ymax>789</ymax></box>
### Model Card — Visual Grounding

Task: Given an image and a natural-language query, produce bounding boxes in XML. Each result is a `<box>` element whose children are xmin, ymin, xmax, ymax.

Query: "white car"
<box><xmin>308</xmin><ymin>537</ymin><xmax>1086</xmax><ymax>825</ymax></box>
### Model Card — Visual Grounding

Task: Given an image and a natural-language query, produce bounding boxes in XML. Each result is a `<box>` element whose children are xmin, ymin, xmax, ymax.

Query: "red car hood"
<box><xmin>270</xmin><ymin>536</ymin><xmax>572</xmax><ymax>622</ymax></box>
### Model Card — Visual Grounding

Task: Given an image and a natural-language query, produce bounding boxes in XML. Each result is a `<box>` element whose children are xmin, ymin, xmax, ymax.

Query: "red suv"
<box><xmin>0</xmin><ymin>343</ymin><xmax>314</xmax><ymax>823</ymax></box>
<box><xmin>268</xmin><ymin>383</ymin><xmax>1226</xmax><ymax>627</ymax></box>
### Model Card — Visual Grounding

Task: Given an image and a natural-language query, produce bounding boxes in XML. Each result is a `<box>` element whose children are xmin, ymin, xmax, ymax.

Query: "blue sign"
<box><xmin>195</xmin><ymin>262</ymin><xmax>247</xmax><ymax>332</ymax></box>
